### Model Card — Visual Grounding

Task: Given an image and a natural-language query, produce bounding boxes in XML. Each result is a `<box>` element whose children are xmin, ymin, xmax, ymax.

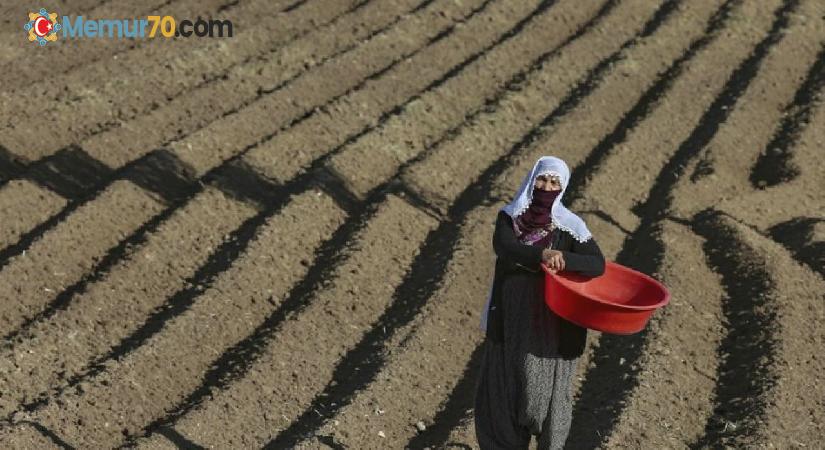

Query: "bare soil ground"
<box><xmin>1</xmin><ymin>0</ymin><xmax>823</xmax><ymax>448</ymax></box>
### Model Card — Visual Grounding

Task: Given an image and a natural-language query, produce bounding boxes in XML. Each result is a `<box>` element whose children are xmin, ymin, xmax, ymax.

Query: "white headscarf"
<box><xmin>479</xmin><ymin>156</ymin><xmax>592</xmax><ymax>332</ymax></box>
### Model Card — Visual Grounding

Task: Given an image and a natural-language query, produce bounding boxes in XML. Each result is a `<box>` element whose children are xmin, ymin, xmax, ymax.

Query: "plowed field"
<box><xmin>1</xmin><ymin>0</ymin><xmax>823</xmax><ymax>448</ymax></box>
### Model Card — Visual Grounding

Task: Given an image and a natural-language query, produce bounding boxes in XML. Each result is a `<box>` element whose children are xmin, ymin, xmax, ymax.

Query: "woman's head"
<box><xmin>501</xmin><ymin>156</ymin><xmax>590</xmax><ymax>240</ymax></box>
<box><xmin>503</xmin><ymin>156</ymin><xmax>569</xmax><ymax>216</ymax></box>
<box><xmin>505</xmin><ymin>158</ymin><xmax>565</xmax><ymax>233</ymax></box>
<box><xmin>501</xmin><ymin>155</ymin><xmax>593</xmax><ymax>243</ymax></box>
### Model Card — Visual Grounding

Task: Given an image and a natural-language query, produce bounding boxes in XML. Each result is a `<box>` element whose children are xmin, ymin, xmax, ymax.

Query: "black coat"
<box><xmin>486</xmin><ymin>210</ymin><xmax>606</xmax><ymax>358</ymax></box>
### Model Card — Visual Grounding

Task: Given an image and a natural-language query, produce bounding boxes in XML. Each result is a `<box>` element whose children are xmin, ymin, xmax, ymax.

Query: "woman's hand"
<box><xmin>542</xmin><ymin>249</ymin><xmax>565</xmax><ymax>273</ymax></box>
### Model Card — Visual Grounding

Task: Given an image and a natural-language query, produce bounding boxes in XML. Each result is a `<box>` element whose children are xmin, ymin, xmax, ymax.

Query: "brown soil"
<box><xmin>1</xmin><ymin>0</ymin><xmax>823</xmax><ymax>448</ymax></box>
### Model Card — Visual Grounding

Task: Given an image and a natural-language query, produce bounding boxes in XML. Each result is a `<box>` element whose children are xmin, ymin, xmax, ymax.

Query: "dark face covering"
<box><xmin>516</xmin><ymin>186</ymin><xmax>561</xmax><ymax>231</ymax></box>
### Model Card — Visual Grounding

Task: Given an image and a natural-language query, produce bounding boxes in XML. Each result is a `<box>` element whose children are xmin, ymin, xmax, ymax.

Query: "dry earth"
<box><xmin>0</xmin><ymin>0</ymin><xmax>823</xmax><ymax>448</ymax></box>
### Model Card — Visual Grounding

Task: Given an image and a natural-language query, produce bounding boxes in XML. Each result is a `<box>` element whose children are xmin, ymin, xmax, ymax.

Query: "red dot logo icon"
<box><xmin>25</xmin><ymin>8</ymin><xmax>60</xmax><ymax>46</ymax></box>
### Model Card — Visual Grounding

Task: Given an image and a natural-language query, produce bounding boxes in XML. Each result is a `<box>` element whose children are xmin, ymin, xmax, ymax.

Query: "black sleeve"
<box><xmin>560</xmin><ymin>235</ymin><xmax>606</xmax><ymax>277</ymax></box>
<box><xmin>493</xmin><ymin>211</ymin><xmax>543</xmax><ymax>270</ymax></box>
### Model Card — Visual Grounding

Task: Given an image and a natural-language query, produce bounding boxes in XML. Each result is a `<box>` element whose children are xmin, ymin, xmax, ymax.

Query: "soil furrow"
<box><xmin>767</xmin><ymin>216</ymin><xmax>825</xmax><ymax>279</ymax></box>
<box><xmin>599</xmin><ymin>2</ymin><xmax>825</xmax><ymax>447</ymax></box>
<box><xmin>749</xmin><ymin>43</ymin><xmax>825</xmax><ymax>189</ymax></box>
<box><xmin>684</xmin><ymin>210</ymin><xmax>781</xmax><ymax>447</ymax></box>
<box><xmin>0</xmin><ymin>421</ymin><xmax>65</xmax><ymax>449</ymax></box>
<box><xmin>0</xmin><ymin>0</ymin><xmax>403</xmax><ymax>180</ymax></box>
<box><xmin>0</xmin><ymin>181</ymin><xmax>166</xmax><ymax>334</ymax></box>
<box><xmin>0</xmin><ymin>188</ymin><xmax>258</xmax><ymax>418</ymax></box>
<box><xmin>1</xmin><ymin>190</ymin><xmax>349</xmax><ymax>448</ymax></box>
<box><xmin>401</xmin><ymin>0</ymin><xmax>674</xmax><ymax>213</ymax></box>
<box><xmin>669</xmin><ymin>2</ymin><xmax>825</xmax><ymax>220</ymax></box>
<box><xmin>689</xmin><ymin>210</ymin><xmax>825</xmax><ymax>447</ymax></box>
<box><xmin>169</xmin><ymin>0</ymin><xmax>492</xmax><ymax>175</ymax></box>
<box><xmin>0</xmin><ymin>0</ymin><xmax>361</xmax><ymax>161</ymax></box>
<box><xmin>0</xmin><ymin>0</ymin><xmax>428</xmax><ymax>256</ymax></box>
<box><xmin>0</xmin><ymin>0</ymin><xmax>425</xmax><ymax>252</ymax></box>
<box><xmin>566</xmin><ymin>0</ymin><xmax>792</xmax><ymax>233</ymax></box>
<box><xmin>8</xmin><ymin>160</ymin><xmax>284</xmax><ymax>419</ymax></box>
<box><xmin>314</xmin><ymin>0</ymin><xmax>619</xmax><ymax>197</ymax></box>
<box><xmin>712</xmin><ymin>104</ymin><xmax>824</xmax><ymax>232</ymax></box>
<box><xmin>0</xmin><ymin>0</ymin><xmax>478</xmax><ymax>334</ymax></box>
<box><xmin>0</xmin><ymin>181</ymin><xmax>66</xmax><ymax>250</ymax></box>
<box><xmin>562</xmin><ymin>0</ymin><xmax>742</xmax><ymax>206</ymax></box>
<box><xmin>149</xmin><ymin>194</ymin><xmax>438</xmax><ymax>450</ymax></box>
<box><xmin>252</xmin><ymin>0</ymin><xmax>598</xmax><ymax>188</ymax></box>
<box><xmin>80</xmin><ymin>0</ymin><xmax>428</xmax><ymax>170</ymax></box>
<box><xmin>298</xmin><ymin>205</ymin><xmax>496</xmax><ymax>448</ymax></box>
<box><xmin>568</xmin><ymin>0</ymin><xmax>802</xmax><ymax>446</ymax></box>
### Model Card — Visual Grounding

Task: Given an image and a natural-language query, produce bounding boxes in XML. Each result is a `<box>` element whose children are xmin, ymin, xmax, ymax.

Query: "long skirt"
<box><xmin>474</xmin><ymin>273</ymin><xmax>579</xmax><ymax>450</ymax></box>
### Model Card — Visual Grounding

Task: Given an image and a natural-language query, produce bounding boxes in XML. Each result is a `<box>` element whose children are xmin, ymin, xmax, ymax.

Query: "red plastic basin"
<box><xmin>543</xmin><ymin>260</ymin><xmax>670</xmax><ymax>335</ymax></box>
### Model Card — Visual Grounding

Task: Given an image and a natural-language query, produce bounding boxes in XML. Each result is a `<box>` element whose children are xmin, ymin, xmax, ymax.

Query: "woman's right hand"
<box><xmin>542</xmin><ymin>249</ymin><xmax>565</xmax><ymax>273</ymax></box>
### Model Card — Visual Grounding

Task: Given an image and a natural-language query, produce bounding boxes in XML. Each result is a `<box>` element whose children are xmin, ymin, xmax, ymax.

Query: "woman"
<box><xmin>474</xmin><ymin>156</ymin><xmax>606</xmax><ymax>449</ymax></box>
